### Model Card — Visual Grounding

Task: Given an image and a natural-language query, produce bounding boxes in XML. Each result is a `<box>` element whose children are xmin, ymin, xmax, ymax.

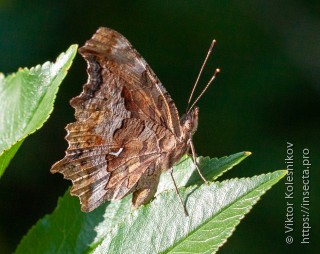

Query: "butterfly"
<box><xmin>51</xmin><ymin>27</ymin><xmax>219</xmax><ymax>214</ymax></box>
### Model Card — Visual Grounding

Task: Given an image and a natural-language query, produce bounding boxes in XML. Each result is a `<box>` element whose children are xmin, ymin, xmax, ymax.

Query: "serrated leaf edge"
<box><xmin>93</xmin><ymin>170</ymin><xmax>287</xmax><ymax>253</ymax></box>
<box><xmin>0</xmin><ymin>45</ymin><xmax>77</xmax><ymax>157</ymax></box>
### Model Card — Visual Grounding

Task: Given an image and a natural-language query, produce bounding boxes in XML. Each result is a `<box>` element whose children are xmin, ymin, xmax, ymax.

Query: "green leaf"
<box><xmin>0</xmin><ymin>140</ymin><xmax>24</xmax><ymax>177</ymax></box>
<box><xmin>157</xmin><ymin>151</ymin><xmax>251</xmax><ymax>194</ymax></box>
<box><xmin>14</xmin><ymin>190</ymin><xmax>132</xmax><ymax>254</ymax></box>
<box><xmin>14</xmin><ymin>153</ymin><xmax>286</xmax><ymax>254</ymax></box>
<box><xmin>0</xmin><ymin>45</ymin><xmax>77</xmax><ymax>177</ymax></box>
<box><xmin>93</xmin><ymin>170</ymin><xmax>286</xmax><ymax>254</ymax></box>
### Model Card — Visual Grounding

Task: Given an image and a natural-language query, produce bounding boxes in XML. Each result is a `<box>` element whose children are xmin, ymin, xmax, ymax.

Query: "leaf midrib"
<box><xmin>162</xmin><ymin>172</ymin><xmax>283</xmax><ymax>253</ymax></box>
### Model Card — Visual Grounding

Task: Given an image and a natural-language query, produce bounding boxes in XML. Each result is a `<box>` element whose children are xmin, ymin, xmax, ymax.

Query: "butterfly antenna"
<box><xmin>188</xmin><ymin>68</ymin><xmax>220</xmax><ymax>112</ymax></box>
<box><xmin>186</xmin><ymin>39</ymin><xmax>216</xmax><ymax>111</ymax></box>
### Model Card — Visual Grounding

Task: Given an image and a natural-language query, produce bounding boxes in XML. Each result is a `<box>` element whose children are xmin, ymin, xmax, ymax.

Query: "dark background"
<box><xmin>0</xmin><ymin>1</ymin><xmax>319</xmax><ymax>253</ymax></box>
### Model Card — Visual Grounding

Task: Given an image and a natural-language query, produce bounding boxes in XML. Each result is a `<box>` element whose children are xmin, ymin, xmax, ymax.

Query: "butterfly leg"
<box><xmin>188</xmin><ymin>139</ymin><xmax>208</xmax><ymax>184</ymax></box>
<box><xmin>169</xmin><ymin>168</ymin><xmax>189</xmax><ymax>216</ymax></box>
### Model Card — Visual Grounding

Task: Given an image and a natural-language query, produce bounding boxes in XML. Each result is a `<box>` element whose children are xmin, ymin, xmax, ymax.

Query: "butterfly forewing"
<box><xmin>78</xmin><ymin>28</ymin><xmax>182</xmax><ymax>136</ymax></box>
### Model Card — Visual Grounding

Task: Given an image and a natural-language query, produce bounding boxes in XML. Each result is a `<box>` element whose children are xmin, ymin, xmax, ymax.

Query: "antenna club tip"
<box><xmin>216</xmin><ymin>68</ymin><xmax>221</xmax><ymax>73</ymax></box>
<box><xmin>209</xmin><ymin>39</ymin><xmax>216</xmax><ymax>49</ymax></box>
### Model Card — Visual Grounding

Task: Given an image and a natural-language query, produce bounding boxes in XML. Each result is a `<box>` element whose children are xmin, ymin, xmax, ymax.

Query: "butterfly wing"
<box><xmin>77</xmin><ymin>27</ymin><xmax>183</xmax><ymax>137</ymax></box>
<box><xmin>51</xmin><ymin>27</ymin><xmax>178</xmax><ymax>212</ymax></box>
<box><xmin>51</xmin><ymin>116</ymin><xmax>174</xmax><ymax>212</ymax></box>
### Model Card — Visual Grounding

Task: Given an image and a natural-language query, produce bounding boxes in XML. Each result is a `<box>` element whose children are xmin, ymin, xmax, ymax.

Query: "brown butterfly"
<box><xmin>51</xmin><ymin>27</ymin><xmax>219</xmax><ymax>214</ymax></box>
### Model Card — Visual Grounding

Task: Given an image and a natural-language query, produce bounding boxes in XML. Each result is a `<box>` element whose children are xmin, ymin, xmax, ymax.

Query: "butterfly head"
<box><xmin>181</xmin><ymin>106</ymin><xmax>199</xmax><ymax>136</ymax></box>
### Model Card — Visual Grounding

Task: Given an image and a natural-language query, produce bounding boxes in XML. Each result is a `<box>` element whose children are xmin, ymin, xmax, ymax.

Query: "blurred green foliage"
<box><xmin>0</xmin><ymin>1</ymin><xmax>319</xmax><ymax>253</ymax></box>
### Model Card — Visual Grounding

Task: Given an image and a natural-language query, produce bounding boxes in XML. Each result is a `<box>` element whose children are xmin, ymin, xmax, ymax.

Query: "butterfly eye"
<box><xmin>194</xmin><ymin>107</ymin><xmax>199</xmax><ymax>115</ymax></box>
<box><xmin>185</xmin><ymin>120</ymin><xmax>192</xmax><ymax>130</ymax></box>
